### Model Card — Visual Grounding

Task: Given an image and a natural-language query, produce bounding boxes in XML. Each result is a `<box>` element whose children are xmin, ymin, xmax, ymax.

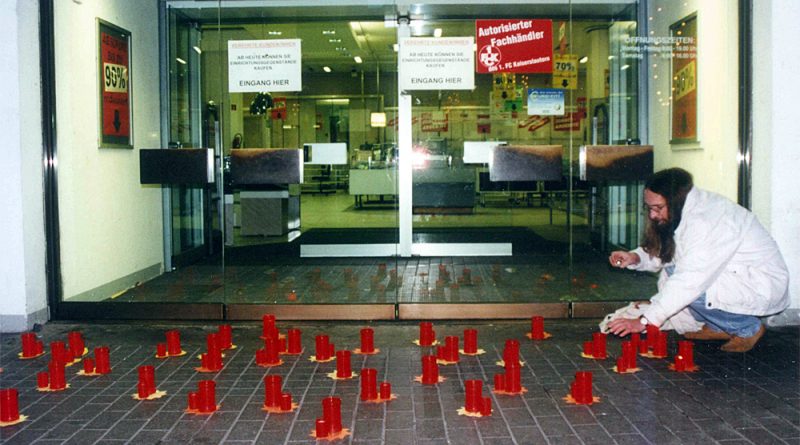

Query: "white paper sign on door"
<box><xmin>399</xmin><ymin>37</ymin><xmax>475</xmax><ymax>91</ymax></box>
<box><xmin>228</xmin><ymin>39</ymin><xmax>301</xmax><ymax>93</ymax></box>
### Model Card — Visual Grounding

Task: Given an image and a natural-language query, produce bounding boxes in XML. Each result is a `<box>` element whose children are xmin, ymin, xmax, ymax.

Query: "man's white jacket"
<box><xmin>630</xmin><ymin>187</ymin><xmax>789</xmax><ymax>327</ymax></box>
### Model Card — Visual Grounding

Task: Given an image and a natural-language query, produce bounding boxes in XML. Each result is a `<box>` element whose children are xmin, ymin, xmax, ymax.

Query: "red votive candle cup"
<box><xmin>419</xmin><ymin>322</ymin><xmax>434</xmax><ymax>346</ymax></box>
<box><xmin>503</xmin><ymin>339</ymin><xmax>520</xmax><ymax>364</ymax></box>
<box><xmin>37</xmin><ymin>372</ymin><xmax>49</xmax><ymax>389</ymax></box>
<box><xmin>674</xmin><ymin>355</ymin><xmax>686</xmax><ymax>372</ymax></box>
<box><xmin>380</xmin><ymin>382</ymin><xmax>391</xmax><ymax>399</ymax></box>
<box><xmin>678</xmin><ymin>340</ymin><xmax>694</xmax><ymax>368</ymax></box>
<box><xmin>262</xmin><ymin>314</ymin><xmax>278</xmax><ymax>339</ymax></box>
<box><xmin>287</xmin><ymin>328</ymin><xmax>302</xmax><ymax>354</ymax></box>
<box><xmin>94</xmin><ymin>346</ymin><xmax>111</xmax><ymax>374</ymax></box>
<box><xmin>336</xmin><ymin>350</ymin><xmax>352</xmax><ymax>379</ymax></box>
<box><xmin>505</xmin><ymin>360</ymin><xmax>522</xmax><ymax>393</ymax></box>
<box><xmin>494</xmin><ymin>373</ymin><xmax>506</xmax><ymax>392</ymax></box>
<box><xmin>263</xmin><ymin>337</ymin><xmax>280</xmax><ymax>365</ymax></box>
<box><xmin>165</xmin><ymin>330</ymin><xmax>182</xmax><ymax>355</ymax></box>
<box><xmin>218</xmin><ymin>324</ymin><xmax>232</xmax><ymax>349</ymax></box>
<box><xmin>445</xmin><ymin>336</ymin><xmax>459</xmax><ymax>362</ymax></box>
<box><xmin>360</xmin><ymin>328</ymin><xmax>375</xmax><ymax>353</ymax></box>
<box><xmin>592</xmin><ymin>332</ymin><xmax>607</xmax><ymax>359</ymax></box>
<box><xmin>481</xmin><ymin>397</ymin><xmax>492</xmax><ymax>416</ymax></box>
<box><xmin>574</xmin><ymin>371</ymin><xmax>593</xmax><ymax>404</ymax></box>
<box><xmin>464</xmin><ymin>380</ymin><xmax>483</xmax><ymax>413</ymax></box>
<box><xmin>264</xmin><ymin>375</ymin><xmax>282</xmax><ymax>408</ymax></box>
<box><xmin>421</xmin><ymin>355</ymin><xmax>439</xmax><ymax>384</ymax></box>
<box><xmin>137</xmin><ymin>381</ymin><xmax>151</xmax><ymax>399</ymax></box>
<box><xmin>156</xmin><ymin>343</ymin><xmax>167</xmax><ymax>358</ymax></box>
<box><xmin>315</xmin><ymin>418</ymin><xmax>330</xmax><ymax>438</ymax></box>
<box><xmin>198</xmin><ymin>380</ymin><xmax>216</xmax><ymax>413</ymax></box>
<box><xmin>654</xmin><ymin>332</ymin><xmax>668</xmax><ymax>357</ymax></box>
<box><xmin>531</xmin><ymin>316</ymin><xmax>545</xmax><ymax>340</ymax></box>
<box><xmin>68</xmin><ymin>331</ymin><xmax>84</xmax><ymax>359</ymax></box>
<box><xmin>360</xmin><ymin>368</ymin><xmax>378</xmax><ymax>401</ymax></box>
<box><xmin>281</xmin><ymin>393</ymin><xmax>292</xmax><ymax>411</ymax></box>
<box><xmin>138</xmin><ymin>365</ymin><xmax>156</xmax><ymax>395</ymax></box>
<box><xmin>187</xmin><ymin>392</ymin><xmax>199</xmax><ymax>411</ymax></box>
<box><xmin>315</xmin><ymin>335</ymin><xmax>330</xmax><ymax>361</ymax></box>
<box><xmin>21</xmin><ymin>332</ymin><xmax>37</xmax><ymax>357</ymax></box>
<box><xmin>463</xmin><ymin>329</ymin><xmax>478</xmax><ymax>354</ymax></box>
<box><xmin>583</xmin><ymin>341</ymin><xmax>594</xmax><ymax>356</ymax></box>
<box><xmin>0</xmin><ymin>388</ymin><xmax>20</xmax><ymax>422</ymax></box>
<box><xmin>622</xmin><ymin>341</ymin><xmax>637</xmax><ymax>370</ymax></box>
<box><xmin>48</xmin><ymin>360</ymin><xmax>66</xmax><ymax>390</ymax></box>
<box><xmin>322</xmin><ymin>397</ymin><xmax>342</xmax><ymax>433</ymax></box>
<box><xmin>630</xmin><ymin>332</ymin><xmax>641</xmax><ymax>349</ymax></box>
<box><xmin>82</xmin><ymin>358</ymin><xmax>95</xmax><ymax>374</ymax></box>
<box><xmin>50</xmin><ymin>341</ymin><xmax>68</xmax><ymax>364</ymax></box>
<box><xmin>616</xmin><ymin>356</ymin><xmax>628</xmax><ymax>373</ymax></box>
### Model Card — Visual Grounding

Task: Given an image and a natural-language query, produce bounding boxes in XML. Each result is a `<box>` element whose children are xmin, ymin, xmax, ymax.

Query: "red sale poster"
<box><xmin>99</xmin><ymin>21</ymin><xmax>131</xmax><ymax>148</ymax></box>
<box><xmin>476</xmin><ymin>19</ymin><xmax>553</xmax><ymax>74</ymax></box>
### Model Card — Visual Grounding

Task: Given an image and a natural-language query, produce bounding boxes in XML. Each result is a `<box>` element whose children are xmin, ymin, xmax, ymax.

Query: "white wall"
<box><xmin>753</xmin><ymin>0</ymin><xmax>800</xmax><ymax>315</ymax></box>
<box><xmin>55</xmin><ymin>0</ymin><xmax>163</xmax><ymax>300</ymax></box>
<box><xmin>0</xmin><ymin>0</ymin><xmax>47</xmax><ymax>332</ymax></box>
<box><xmin>647</xmin><ymin>0</ymin><xmax>739</xmax><ymax>199</ymax></box>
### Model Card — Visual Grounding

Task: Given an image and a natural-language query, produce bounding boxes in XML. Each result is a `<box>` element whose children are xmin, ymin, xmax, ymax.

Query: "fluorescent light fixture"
<box><xmin>323</xmin><ymin>66</ymin><xmax>332</xmax><ymax>73</ymax></box>
<box><xmin>579</xmin><ymin>56</ymin><xmax>588</xmax><ymax>63</ymax></box>
<box><xmin>176</xmin><ymin>57</ymin><xmax>187</xmax><ymax>65</ymax></box>
<box><xmin>621</xmin><ymin>64</ymin><xmax>630</xmax><ymax>71</ymax></box>
<box><xmin>268</xmin><ymin>31</ymin><xmax>282</xmax><ymax>36</ymax></box>
<box><xmin>192</xmin><ymin>46</ymin><xmax>202</xmax><ymax>55</ymax></box>
<box><xmin>370</xmin><ymin>112</ymin><xmax>386</xmax><ymax>127</ymax></box>
<box><xmin>433</xmin><ymin>28</ymin><xmax>442</xmax><ymax>38</ymax></box>
<box><xmin>354</xmin><ymin>56</ymin><xmax>363</xmax><ymax>63</ymax></box>
<box><xmin>322</xmin><ymin>30</ymin><xmax>336</xmax><ymax>35</ymax></box>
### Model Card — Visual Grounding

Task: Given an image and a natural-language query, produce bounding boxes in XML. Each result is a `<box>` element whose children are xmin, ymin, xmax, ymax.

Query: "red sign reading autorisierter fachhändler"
<box><xmin>476</xmin><ymin>19</ymin><xmax>553</xmax><ymax>74</ymax></box>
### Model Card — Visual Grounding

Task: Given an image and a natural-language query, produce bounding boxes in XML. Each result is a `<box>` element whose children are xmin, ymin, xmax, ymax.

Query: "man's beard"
<box><xmin>655</xmin><ymin>218</ymin><xmax>675</xmax><ymax>242</ymax></box>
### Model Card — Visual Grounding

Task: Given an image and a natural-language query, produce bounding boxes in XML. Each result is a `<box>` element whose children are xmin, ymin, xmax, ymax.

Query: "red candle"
<box><xmin>187</xmin><ymin>392</ymin><xmax>199</xmax><ymax>411</ymax></box>
<box><xmin>463</xmin><ymin>329</ymin><xmax>478</xmax><ymax>354</ymax></box>
<box><xmin>198</xmin><ymin>380</ymin><xmax>216</xmax><ymax>413</ymax></box>
<box><xmin>360</xmin><ymin>368</ymin><xmax>378</xmax><ymax>401</ymax></box>
<box><xmin>573</xmin><ymin>371</ymin><xmax>593</xmax><ymax>404</ymax></box>
<box><xmin>380</xmin><ymin>382</ymin><xmax>391</xmax><ymax>399</ymax></box>
<box><xmin>315</xmin><ymin>418</ymin><xmax>330</xmax><ymax>438</ymax></box>
<box><xmin>494</xmin><ymin>374</ymin><xmax>505</xmax><ymax>392</ymax></box>
<box><xmin>20</xmin><ymin>332</ymin><xmax>37</xmax><ymax>357</ymax></box>
<box><xmin>480</xmin><ymin>397</ymin><xmax>492</xmax><ymax>416</ymax></box>
<box><xmin>48</xmin><ymin>360</ymin><xmax>66</xmax><ymax>390</ymax></box>
<box><xmin>83</xmin><ymin>358</ymin><xmax>95</xmax><ymax>374</ymax></box>
<box><xmin>0</xmin><ymin>388</ymin><xmax>20</xmax><ymax>422</ymax></box>
<box><xmin>138</xmin><ymin>365</ymin><xmax>155</xmax><ymax>396</ymax></box>
<box><xmin>322</xmin><ymin>397</ymin><xmax>342</xmax><ymax>433</ymax></box>
<box><xmin>156</xmin><ymin>343</ymin><xmax>167</xmax><ymax>358</ymax></box>
<box><xmin>419</xmin><ymin>322</ymin><xmax>434</xmax><ymax>346</ymax></box>
<box><xmin>678</xmin><ymin>340</ymin><xmax>694</xmax><ymax>368</ymax></box>
<box><xmin>94</xmin><ymin>346</ymin><xmax>111</xmax><ymax>374</ymax></box>
<box><xmin>639</xmin><ymin>339</ymin><xmax>649</xmax><ymax>354</ymax></box>
<box><xmin>421</xmin><ymin>355</ymin><xmax>439</xmax><ymax>384</ymax></box>
<box><xmin>336</xmin><ymin>350</ymin><xmax>352</xmax><ymax>379</ymax></box>
<box><xmin>674</xmin><ymin>355</ymin><xmax>686</xmax><ymax>371</ymax></box>
<box><xmin>360</xmin><ymin>328</ymin><xmax>375</xmax><ymax>353</ymax></box>
<box><xmin>583</xmin><ymin>341</ymin><xmax>594</xmax><ymax>356</ymax></box>
<box><xmin>505</xmin><ymin>360</ymin><xmax>521</xmax><ymax>393</ymax></box>
<box><xmin>630</xmin><ymin>332</ymin><xmax>641</xmax><ymax>350</ymax></box>
<box><xmin>218</xmin><ymin>325</ymin><xmax>232</xmax><ymax>349</ymax></box>
<box><xmin>464</xmin><ymin>380</ymin><xmax>483</xmax><ymax>413</ymax></box>
<box><xmin>653</xmin><ymin>331</ymin><xmax>668</xmax><ymax>357</ymax></box>
<box><xmin>280</xmin><ymin>393</ymin><xmax>292</xmax><ymax>411</ymax></box>
<box><xmin>50</xmin><ymin>341</ymin><xmax>69</xmax><ymax>364</ymax></box>
<box><xmin>262</xmin><ymin>314</ymin><xmax>278</xmax><ymax>339</ymax></box>
<box><xmin>165</xmin><ymin>330</ymin><xmax>182</xmax><ymax>356</ymax></box>
<box><xmin>287</xmin><ymin>328</ymin><xmax>302</xmax><ymax>354</ymax></box>
<box><xmin>622</xmin><ymin>341</ymin><xmax>637</xmax><ymax>370</ymax></box>
<box><xmin>503</xmin><ymin>339</ymin><xmax>519</xmax><ymax>364</ymax></box>
<box><xmin>616</xmin><ymin>356</ymin><xmax>628</xmax><ymax>373</ymax></box>
<box><xmin>264</xmin><ymin>375</ymin><xmax>282</xmax><ymax>408</ymax></box>
<box><xmin>37</xmin><ymin>372</ymin><xmax>49</xmax><ymax>389</ymax></box>
<box><xmin>531</xmin><ymin>316</ymin><xmax>545</xmax><ymax>340</ymax></box>
<box><xmin>68</xmin><ymin>331</ymin><xmax>84</xmax><ymax>359</ymax></box>
<box><xmin>315</xmin><ymin>335</ymin><xmax>330</xmax><ymax>361</ymax></box>
<box><xmin>445</xmin><ymin>336</ymin><xmax>459</xmax><ymax>362</ymax></box>
<box><xmin>592</xmin><ymin>332</ymin><xmax>607</xmax><ymax>359</ymax></box>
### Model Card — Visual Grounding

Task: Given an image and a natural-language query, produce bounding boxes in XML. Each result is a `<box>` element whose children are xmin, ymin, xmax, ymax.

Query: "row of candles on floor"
<box><xmin>3</xmin><ymin>316</ymin><xmax>699</xmax><ymax>428</ymax></box>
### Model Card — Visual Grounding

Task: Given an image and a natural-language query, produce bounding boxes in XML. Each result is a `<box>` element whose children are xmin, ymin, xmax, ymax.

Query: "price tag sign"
<box><xmin>552</xmin><ymin>54</ymin><xmax>578</xmax><ymax>90</ymax></box>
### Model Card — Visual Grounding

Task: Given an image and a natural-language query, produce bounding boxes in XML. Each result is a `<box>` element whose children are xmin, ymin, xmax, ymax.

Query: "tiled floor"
<box><xmin>1</xmin><ymin>319</ymin><xmax>798</xmax><ymax>444</ymax></box>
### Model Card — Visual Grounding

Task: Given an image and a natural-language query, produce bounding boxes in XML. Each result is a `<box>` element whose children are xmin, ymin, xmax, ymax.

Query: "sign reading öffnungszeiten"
<box><xmin>228</xmin><ymin>39</ymin><xmax>301</xmax><ymax>93</ymax></box>
<box><xmin>476</xmin><ymin>19</ymin><xmax>553</xmax><ymax>74</ymax></box>
<box><xmin>399</xmin><ymin>37</ymin><xmax>474</xmax><ymax>91</ymax></box>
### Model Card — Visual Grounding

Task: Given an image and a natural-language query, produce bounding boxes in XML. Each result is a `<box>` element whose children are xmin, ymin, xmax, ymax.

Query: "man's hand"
<box><xmin>609</xmin><ymin>251</ymin><xmax>640</xmax><ymax>268</ymax></box>
<box><xmin>606</xmin><ymin>317</ymin><xmax>646</xmax><ymax>337</ymax></box>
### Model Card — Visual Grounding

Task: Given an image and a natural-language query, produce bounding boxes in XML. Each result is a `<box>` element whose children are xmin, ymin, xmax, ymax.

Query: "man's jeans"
<box><xmin>665</xmin><ymin>265</ymin><xmax>762</xmax><ymax>338</ymax></box>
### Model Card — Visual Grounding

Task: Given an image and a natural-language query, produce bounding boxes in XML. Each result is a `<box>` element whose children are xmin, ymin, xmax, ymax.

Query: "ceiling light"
<box><xmin>268</xmin><ymin>31</ymin><xmax>282</xmax><ymax>36</ymax></box>
<box><xmin>192</xmin><ymin>46</ymin><xmax>202</xmax><ymax>55</ymax></box>
<box><xmin>578</xmin><ymin>56</ymin><xmax>588</xmax><ymax>63</ymax></box>
<box><xmin>323</xmin><ymin>66</ymin><xmax>332</xmax><ymax>73</ymax></box>
<box><xmin>621</xmin><ymin>64</ymin><xmax>630</xmax><ymax>70</ymax></box>
<box><xmin>354</xmin><ymin>56</ymin><xmax>363</xmax><ymax>64</ymax></box>
<box><xmin>322</xmin><ymin>30</ymin><xmax>335</xmax><ymax>35</ymax></box>
<box><xmin>433</xmin><ymin>28</ymin><xmax>442</xmax><ymax>38</ymax></box>
<box><xmin>176</xmin><ymin>57</ymin><xmax>187</xmax><ymax>65</ymax></box>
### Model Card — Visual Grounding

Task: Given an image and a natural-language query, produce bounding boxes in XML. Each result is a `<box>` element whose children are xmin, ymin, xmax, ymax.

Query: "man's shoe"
<box><xmin>720</xmin><ymin>324</ymin><xmax>766</xmax><ymax>353</ymax></box>
<box><xmin>683</xmin><ymin>325</ymin><xmax>731</xmax><ymax>341</ymax></box>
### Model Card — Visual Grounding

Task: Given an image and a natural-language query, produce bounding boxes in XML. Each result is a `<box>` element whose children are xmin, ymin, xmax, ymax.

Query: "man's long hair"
<box><xmin>642</xmin><ymin>168</ymin><xmax>693</xmax><ymax>263</ymax></box>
